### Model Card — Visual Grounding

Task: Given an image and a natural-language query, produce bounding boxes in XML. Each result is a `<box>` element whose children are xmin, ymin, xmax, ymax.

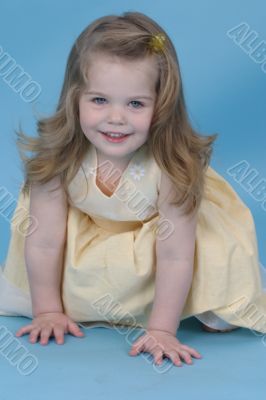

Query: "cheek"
<box><xmin>134</xmin><ymin>111</ymin><xmax>153</xmax><ymax>131</ymax></box>
<box><xmin>79</xmin><ymin>105</ymin><xmax>97</xmax><ymax>128</ymax></box>
<box><xmin>79</xmin><ymin>104</ymin><xmax>87</xmax><ymax>122</ymax></box>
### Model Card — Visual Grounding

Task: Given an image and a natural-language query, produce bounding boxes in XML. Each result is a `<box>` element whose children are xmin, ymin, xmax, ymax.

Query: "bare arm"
<box><xmin>24</xmin><ymin>176</ymin><xmax>68</xmax><ymax>317</ymax></box>
<box><xmin>147</xmin><ymin>172</ymin><xmax>198</xmax><ymax>335</ymax></box>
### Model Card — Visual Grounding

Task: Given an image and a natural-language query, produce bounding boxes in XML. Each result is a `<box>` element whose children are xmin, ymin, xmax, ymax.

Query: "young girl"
<box><xmin>1</xmin><ymin>11</ymin><xmax>266</xmax><ymax>367</ymax></box>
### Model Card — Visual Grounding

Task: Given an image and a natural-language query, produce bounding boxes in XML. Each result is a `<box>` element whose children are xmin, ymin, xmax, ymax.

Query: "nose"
<box><xmin>107</xmin><ymin>105</ymin><xmax>126</xmax><ymax>125</ymax></box>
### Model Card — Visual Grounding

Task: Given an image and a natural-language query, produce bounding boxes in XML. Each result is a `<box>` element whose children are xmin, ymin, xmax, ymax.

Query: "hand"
<box><xmin>129</xmin><ymin>329</ymin><xmax>202</xmax><ymax>366</ymax></box>
<box><xmin>15</xmin><ymin>312</ymin><xmax>84</xmax><ymax>345</ymax></box>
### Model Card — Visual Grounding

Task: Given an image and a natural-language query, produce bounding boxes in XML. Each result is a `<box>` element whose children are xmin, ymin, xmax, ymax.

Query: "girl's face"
<box><xmin>79</xmin><ymin>53</ymin><xmax>158</xmax><ymax>165</ymax></box>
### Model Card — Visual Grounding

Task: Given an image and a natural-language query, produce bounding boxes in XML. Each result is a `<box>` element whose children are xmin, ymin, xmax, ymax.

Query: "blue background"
<box><xmin>0</xmin><ymin>1</ymin><xmax>266</xmax><ymax>399</ymax></box>
<box><xmin>0</xmin><ymin>0</ymin><xmax>265</xmax><ymax>265</ymax></box>
<box><xmin>0</xmin><ymin>0</ymin><xmax>265</xmax><ymax>267</ymax></box>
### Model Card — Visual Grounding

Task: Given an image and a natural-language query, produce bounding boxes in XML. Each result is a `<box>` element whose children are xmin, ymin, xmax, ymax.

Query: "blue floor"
<box><xmin>0</xmin><ymin>315</ymin><xmax>265</xmax><ymax>399</ymax></box>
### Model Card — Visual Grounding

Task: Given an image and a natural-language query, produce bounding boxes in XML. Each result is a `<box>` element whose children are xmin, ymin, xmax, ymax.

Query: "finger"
<box><xmin>67</xmin><ymin>321</ymin><xmax>85</xmax><ymax>337</ymax></box>
<box><xmin>178</xmin><ymin>350</ymin><xmax>193</xmax><ymax>365</ymax></box>
<box><xmin>129</xmin><ymin>343</ymin><xmax>144</xmax><ymax>355</ymax></box>
<box><xmin>130</xmin><ymin>333</ymin><xmax>152</xmax><ymax>354</ymax></box>
<box><xmin>164</xmin><ymin>350</ymin><xmax>183</xmax><ymax>367</ymax></box>
<box><xmin>129</xmin><ymin>338</ymin><xmax>147</xmax><ymax>355</ymax></box>
<box><xmin>15</xmin><ymin>325</ymin><xmax>34</xmax><ymax>337</ymax></box>
<box><xmin>39</xmin><ymin>327</ymin><xmax>53</xmax><ymax>346</ymax></box>
<box><xmin>53</xmin><ymin>326</ymin><xmax>65</xmax><ymax>345</ymax></box>
<box><xmin>180</xmin><ymin>345</ymin><xmax>202</xmax><ymax>359</ymax></box>
<box><xmin>29</xmin><ymin>328</ymin><xmax>41</xmax><ymax>344</ymax></box>
<box><xmin>152</xmin><ymin>349</ymin><xmax>164</xmax><ymax>365</ymax></box>
<box><xmin>132</xmin><ymin>335</ymin><xmax>151</xmax><ymax>351</ymax></box>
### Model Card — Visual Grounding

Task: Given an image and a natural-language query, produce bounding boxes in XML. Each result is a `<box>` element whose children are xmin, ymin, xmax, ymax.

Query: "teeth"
<box><xmin>104</xmin><ymin>132</ymin><xmax>126</xmax><ymax>138</ymax></box>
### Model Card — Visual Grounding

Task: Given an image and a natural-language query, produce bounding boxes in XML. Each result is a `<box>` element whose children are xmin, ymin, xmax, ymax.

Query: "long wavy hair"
<box><xmin>16</xmin><ymin>11</ymin><xmax>217</xmax><ymax>215</ymax></box>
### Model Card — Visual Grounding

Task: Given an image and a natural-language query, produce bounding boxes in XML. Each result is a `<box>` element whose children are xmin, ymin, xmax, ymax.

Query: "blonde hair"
<box><xmin>16</xmin><ymin>11</ymin><xmax>217</xmax><ymax>215</ymax></box>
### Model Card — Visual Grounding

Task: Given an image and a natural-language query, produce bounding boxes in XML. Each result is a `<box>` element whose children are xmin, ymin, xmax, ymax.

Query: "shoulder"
<box><xmin>157</xmin><ymin>170</ymin><xmax>198</xmax><ymax>220</ymax></box>
<box><xmin>155</xmin><ymin>171</ymin><xmax>198</xmax><ymax>262</ymax></box>
<box><xmin>157</xmin><ymin>170</ymin><xmax>176</xmax><ymax>210</ymax></box>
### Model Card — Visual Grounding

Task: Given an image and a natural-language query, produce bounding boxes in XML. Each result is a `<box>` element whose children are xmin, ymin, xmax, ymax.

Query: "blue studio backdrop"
<box><xmin>0</xmin><ymin>0</ymin><xmax>265</xmax><ymax>272</ymax></box>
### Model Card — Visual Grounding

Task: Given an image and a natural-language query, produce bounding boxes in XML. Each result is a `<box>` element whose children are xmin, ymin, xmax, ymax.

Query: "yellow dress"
<box><xmin>1</xmin><ymin>142</ymin><xmax>266</xmax><ymax>333</ymax></box>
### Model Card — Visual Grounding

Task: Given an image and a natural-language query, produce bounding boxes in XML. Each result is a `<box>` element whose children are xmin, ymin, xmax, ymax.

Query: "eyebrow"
<box><xmin>84</xmin><ymin>90</ymin><xmax>154</xmax><ymax>101</ymax></box>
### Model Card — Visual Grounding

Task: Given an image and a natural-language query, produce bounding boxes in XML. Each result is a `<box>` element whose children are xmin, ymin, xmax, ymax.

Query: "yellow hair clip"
<box><xmin>148</xmin><ymin>33</ymin><xmax>166</xmax><ymax>53</ymax></box>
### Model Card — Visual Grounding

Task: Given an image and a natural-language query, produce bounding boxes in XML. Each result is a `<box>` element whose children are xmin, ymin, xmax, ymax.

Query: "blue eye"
<box><xmin>92</xmin><ymin>97</ymin><xmax>106</xmax><ymax>104</ymax></box>
<box><xmin>91</xmin><ymin>97</ymin><xmax>144</xmax><ymax>108</ymax></box>
<box><xmin>130</xmin><ymin>100</ymin><xmax>143</xmax><ymax>108</ymax></box>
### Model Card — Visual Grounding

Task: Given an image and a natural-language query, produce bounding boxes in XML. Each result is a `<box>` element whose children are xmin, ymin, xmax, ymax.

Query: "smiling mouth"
<box><xmin>100</xmin><ymin>131</ymin><xmax>132</xmax><ymax>138</ymax></box>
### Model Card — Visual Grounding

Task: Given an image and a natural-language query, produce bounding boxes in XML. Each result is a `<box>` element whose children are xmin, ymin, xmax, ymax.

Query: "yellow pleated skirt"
<box><xmin>1</xmin><ymin>165</ymin><xmax>266</xmax><ymax>333</ymax></box>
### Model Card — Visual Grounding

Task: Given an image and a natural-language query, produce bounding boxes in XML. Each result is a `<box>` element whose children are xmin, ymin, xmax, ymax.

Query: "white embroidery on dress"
<box><xmin>129</xmin><ymin>163</ymin><xmax>145</xmax><ymax>181</ymax></box>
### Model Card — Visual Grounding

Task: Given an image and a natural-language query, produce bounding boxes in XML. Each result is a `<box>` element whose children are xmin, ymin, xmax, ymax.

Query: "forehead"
<box><xmin>85</xmin><ymin>53</ymin><xmax>159</xmax><ymax>93</ymax></box>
